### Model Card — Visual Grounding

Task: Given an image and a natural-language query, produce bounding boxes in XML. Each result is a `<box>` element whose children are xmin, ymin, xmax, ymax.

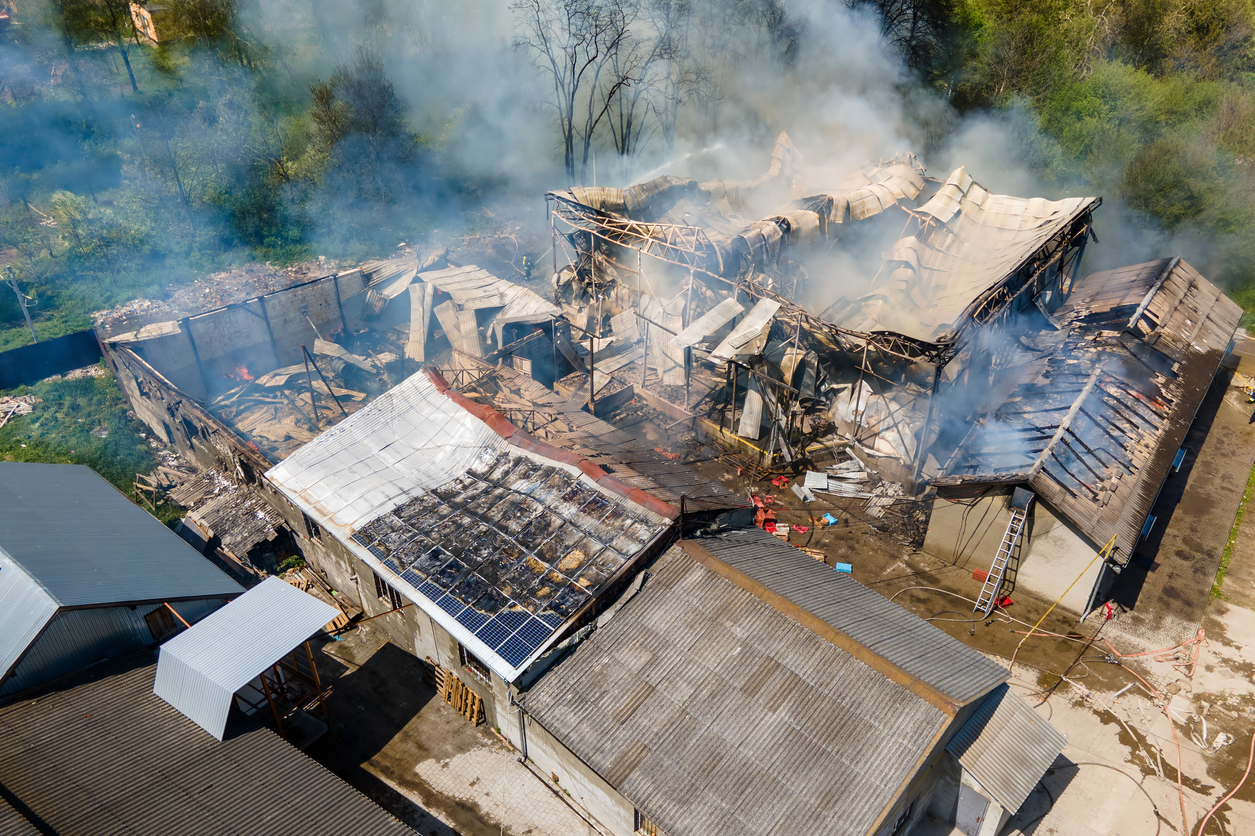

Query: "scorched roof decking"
<box><xmin>523</xmin><ymin>543</ymin><xmax>951</xmax><ymax>836</ymax></box>
<box><xmin>267</xmin><ymin>370</ymin><xmax>672</xmax><ymax>681</ymax></box>
<box><xmin>939</xmin><ymin>258</ymin><xmax>1241</xmax><ymax>560</ymax></box>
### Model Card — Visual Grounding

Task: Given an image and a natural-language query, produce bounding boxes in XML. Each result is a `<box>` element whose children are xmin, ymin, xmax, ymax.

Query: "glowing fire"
<box><xmin>235</xmin><ymin>365</ymin><xmax>253</xmax><ymax>381</ymax></box>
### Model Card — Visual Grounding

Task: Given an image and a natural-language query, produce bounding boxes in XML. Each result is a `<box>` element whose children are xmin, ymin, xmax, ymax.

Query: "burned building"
<box><xmin>545</xmin><ymin>138</ymin><xmax>1238</xmax><ymax>618</ymax></box>
<box><xmin>927</xmin><ymin>258</ymin><xmax>1242</xmax><ymax>612</ymax></box>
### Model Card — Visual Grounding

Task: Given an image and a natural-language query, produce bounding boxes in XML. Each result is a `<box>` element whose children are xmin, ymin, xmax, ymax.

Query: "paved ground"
<box><xmin>1101</xmin><ymin>371</ymin><xmax>1255</xmax><ymax>653</ymax></box>
<box><xmin>306</xmin><ymin>623</ymin><xmax>595</xmax><ymax>836</ymax></box>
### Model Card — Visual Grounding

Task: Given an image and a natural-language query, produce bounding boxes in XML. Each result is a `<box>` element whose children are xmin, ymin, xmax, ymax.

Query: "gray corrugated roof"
<box><xmin>0</xmin><ymin>463</ymin><xmax>243</xmax><ymax>608</ymax></box>
<box><xmin>0</xmin><ymin>552</ymin><xmax>58</xmax><ymax>686</ymax></box>
<box><xmin>947</xmin><ymin>683</ymin><xmax>1067</xmax><ymax>812</ymax></box>
<box><xmin>0</xmin><ymin>795</ymin><xmax>41</xmax><ymax>835</ymax></box>
<box><xmin>154</xmin><ymin>577</ymin><xmax>339</xmax><ymax>740</ymax></box>
<box><xmin>0</xmin><ymin>653</ymin><xmax>416</xmax><ymax>835</ymax></box>
<box><xmin>525</xmin><ymin>545</ymin><xmax>949</xmax><ymax>836</ymax></box>
<box><xmin>693</xmin><ymin>527</ymin><xmax>1008</xmax><ymax>706</ymax></box>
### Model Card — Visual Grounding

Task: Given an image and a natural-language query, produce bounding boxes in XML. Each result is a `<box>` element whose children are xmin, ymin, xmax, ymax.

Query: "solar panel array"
<box><xmin>352</xmin><ymin>447</ymin><xmax>665</xmax><ymax>669</ymax></box>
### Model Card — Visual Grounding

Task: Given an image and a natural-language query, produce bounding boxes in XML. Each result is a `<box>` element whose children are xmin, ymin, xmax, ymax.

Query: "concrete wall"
<box><xmin>514</xmin><ymin>711</ymin><xmax>637</xmax><ymax>836</ymax></box>
<box><xmin>924</xmin><ymin>488</ymin><xmax>1105</xmax><ymax>616</ymax></box>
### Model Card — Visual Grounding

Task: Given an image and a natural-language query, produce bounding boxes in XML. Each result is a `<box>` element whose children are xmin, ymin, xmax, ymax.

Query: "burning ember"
<box><xmin>225</xmin><ymin>365</ymin><xmax>254</xmax><ymax>382</ymax></box>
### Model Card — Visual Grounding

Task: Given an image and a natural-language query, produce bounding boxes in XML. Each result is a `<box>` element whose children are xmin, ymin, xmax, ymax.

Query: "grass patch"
<box><xmin>1</xmin><ymin>366</ymin><xmax>183</xmax><ymax>525</ymax></box>
<box><xmin>1214</xmin><ymin>459</ymin><xmax>1255</xmax><ymax>597</ymax></box>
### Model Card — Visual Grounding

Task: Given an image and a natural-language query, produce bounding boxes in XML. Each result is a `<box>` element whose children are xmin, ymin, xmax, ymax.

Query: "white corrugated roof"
<box><xmin>153</xmin><ymin>577</ymin><xmax>338</xmax><ymax>740</ymax></box>
<box><xmin>266</xmin><ymin>370</ymin><xmax>506</xmax><ymax>531</ymax></box>
<box><xmin>0</xmin><ymin>553</ymin><xmax>59</xmax><ymax>687</ymax></box>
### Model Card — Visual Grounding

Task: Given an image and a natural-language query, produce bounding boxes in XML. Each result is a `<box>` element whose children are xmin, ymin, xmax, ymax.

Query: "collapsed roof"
<box><xmin>267</xmin><ymin>369</ymin><xmax>679</xmax><ymax>681</ymax></box>
<box><xmin>822</xmin><ymin>167</ymin><xmax>1099</xmax><ymax>344</ymax></box>
<box><xmin>938</xmin><ymin>258</ymin><xmax>1241</xmax><ymax>558</ymax></box>
<box><xmin>105</xmin><ymin>254</ymin><xmax>559</xmax><ymax>460</ymax></box>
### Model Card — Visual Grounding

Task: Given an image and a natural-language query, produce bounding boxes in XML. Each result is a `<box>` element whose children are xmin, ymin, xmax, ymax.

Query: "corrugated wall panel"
<box><xmin>0</xmin><ymin>554</ymin><xmax>58</xmax><ymax>686</ymax></box>
<box><xmin>153</xmin><ymin>650</ymin><xmax>233</xmax><ymax>741</ymax></box>
<box><xmin>0</xmin><ymin>597</ymin><xmax>230</xmax><ymax>700</ymax></box>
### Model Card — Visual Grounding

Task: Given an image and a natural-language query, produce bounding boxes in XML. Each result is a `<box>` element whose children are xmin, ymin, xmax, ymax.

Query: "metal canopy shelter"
<box><xmin>153</xmin><ymin>576</ymin><xmax>338</xmax><ymax>741</ymax></box>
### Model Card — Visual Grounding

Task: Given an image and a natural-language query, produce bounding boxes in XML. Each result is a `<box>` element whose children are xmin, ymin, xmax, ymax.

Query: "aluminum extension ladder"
<box><xmin>974</xmin><ymin>507</ymin><xmax>1028</xmax><ymax>615</ymax></box>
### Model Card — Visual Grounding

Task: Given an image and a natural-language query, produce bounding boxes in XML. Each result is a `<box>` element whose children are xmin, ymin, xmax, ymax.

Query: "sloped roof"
<box><xmin>267</xmin><ymin>370</ymin><xmax>673</xmax><ymax>682</ymax></box>
<box><xmin>693</xmin><ymin>527</ymin><xmax>1008</xmax><ymax>708</ymax></box>
<box><xmin>524</xmin><ymin>544</ymin><xmax>950</xmax><ymax>836</ymax></box>
<box><xmin>939</xmin><ymin>258</ymin><xmax>1241</xmax><ymax>561</ymax></box>
<box><xmin>947</xmin><ymin>683</ymin><xmax>1067</xmax><ymax>812</ymax></box>
<box><xmin>0</xmin><ymin>653</ymin><xmax>415</xmax><ymax>836</ymax></box>
<box><xmin>0</xmin><ymin>463</ymin><xmax>243</xmax><ymax>608</ymax></box>
<box><xmin>154</xmin><ymin>577</ymin><xmax>339</xmax><ymax>740</ymax></box>
<box><xmin>0</xmin><ymin>551</ymin><xmax>58</xmax><ymax>691</ymax></box>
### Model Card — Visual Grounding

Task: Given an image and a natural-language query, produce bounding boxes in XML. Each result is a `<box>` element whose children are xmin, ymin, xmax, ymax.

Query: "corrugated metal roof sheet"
<box><xmin>0</xmin><ymin>653</ymin><xmax>416</xmax><ymax>835</ymax></box>
<box><xmin>0</xmin><ymin>795</ymin><xmax>41</xmax><ymax>835</ymax></box>
<box><xmin>941</xmin><ymin>258</ymin><xmax>1242</xmax><ymax>562</ymax></box>
<box><xmin>947</xmin><ymin>683</ymin><xmax>1066</xmax><ymax>812</ymax></box>
<box><xmin>267</xmin><ymin>371</ymin><xmax>506</xmax><ymax>531</ymax></box>
<box><xmin>0</xmin><ymin>463</ymin><xmax>243</xmax><ymax>608</ymax></box>
<box><xmin>829</xmin><ymin>168</ymin><xmax>1097</xmax><ymax>343</ymax></box>
<box><xmin>693</xmin><ymin>527</ymin><xmax>1008</xmax><ymax>707</ymax></box>
<box><xmin>154</xmin><ymin>577</ymin><xmax>338</xmax><ymax>740</ymax></box>
<box><xmin>0</xmin><ymin>552</ymin><xmax>58</xmax><ymax>693</ymax></box>
<box><xmin>267</xmin><ymin>370</ymin><xmax>673</xmax><ymax>683</ymax></box>
<box><xmin>525</xmin><ymin>545</ymin><xmax>949</xmax><ymax>836</ymax></box>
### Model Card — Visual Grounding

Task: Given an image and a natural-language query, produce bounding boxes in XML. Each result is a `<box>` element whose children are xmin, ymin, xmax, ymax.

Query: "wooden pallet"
<box><xmin>425</xmin><ymin>657</ymin><xmax>484</xmax><ymax>725</ymax></box>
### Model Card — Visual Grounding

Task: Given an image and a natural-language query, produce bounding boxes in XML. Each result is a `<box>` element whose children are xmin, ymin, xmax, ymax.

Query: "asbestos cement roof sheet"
<box><xmin>692</xmin><ymin>527</ymin><xmax>1008</xmax><ymax>706</ymax></box>
<box><xmin>154</xmin><ymin>577</ymin><xmax>338</xmax><ymax>739</ymax></box>
<box><xmin>947</xmin><ymin>683</ymin><xmax>1066</xmax><ymax>812</ymax></box>
<box><xmin>0</xmin><ymin>463</ymin><xmax>243</xmax><ymax>608</ymax></box>
<box><xmin>0</xmin><ymin>653</ymin><xmax>416</xmax><ymax>835</ymax></box>
<box><xmin>524</xmin><ymin>545</ymin><xmax>949</xmax><ymax>836</ymax></box>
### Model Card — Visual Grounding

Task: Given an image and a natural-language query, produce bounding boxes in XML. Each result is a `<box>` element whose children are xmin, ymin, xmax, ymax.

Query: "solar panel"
<box><xmin>497</xmin><ymin>633</ymin><xmax>540</xmax><ymax>667</ymax></box>
<box><xmin>400</xmin><ymin>568</ymin><xmax>424</xmax><ymax>588</ymax></box>
<box><xmin>456</xmin><ymin>608</ymin><xmax>491</xmax><ymax>631</ymax></box>
<box><xmin>513</xmin><ymin>617</ymin><xmax>552</xmax><ymax>649</ymax></box>
<box><xmin>477</xmin><ymin>615</ymin><xmax>518</xmax><ymax>649</ymax></box>
<box><xmin>435</xmin><ymin>594</ymin><xmax>467</xmax><ymax>618</ymax></box>
<box><xmin>417</xmin><ymin>580</ymin><xmax>445</xmax><ymax>601</ymax></box>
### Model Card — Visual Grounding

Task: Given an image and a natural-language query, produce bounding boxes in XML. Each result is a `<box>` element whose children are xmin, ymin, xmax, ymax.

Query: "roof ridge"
<box><xmin>677</xmin><ymin>538</ymin><xmax>963</xmax><ymax>716</ymax></box>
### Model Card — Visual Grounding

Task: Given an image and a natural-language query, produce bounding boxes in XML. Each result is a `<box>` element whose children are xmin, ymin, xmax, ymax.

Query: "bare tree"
<box><xmin>513</xmin><ymin>0</ymin><xmax>635</xmax><ymax>182</ymax></box>
<box><xmin>647</xmin><ymin>0</ymin><xmax>695</xmax><ymax>154</ymax></box>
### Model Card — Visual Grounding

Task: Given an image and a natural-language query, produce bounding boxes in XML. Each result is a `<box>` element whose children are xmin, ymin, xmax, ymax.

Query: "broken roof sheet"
<box><xmin>267</xmin><ymin>370</ymin><xmax>673</xmax><ymax>681</ymax></box>
<box><xmin>440</xmin><ymin>353</ymin><xmax>749</xmax><ymax>512</ymax></box>
<box><xmin>524</xmin><ymin>543</ymin><xmax>950</xmax><ymax>836</ymax></box>
<box><xmin>940</xmin><ymin>258</ymin><xmax>1241</xmax><ymax>561</ymax></box>
<box><xmin>828</xmin><ymin>167</ymin><xmax>1098</xmax><ymax>343</ymax></box>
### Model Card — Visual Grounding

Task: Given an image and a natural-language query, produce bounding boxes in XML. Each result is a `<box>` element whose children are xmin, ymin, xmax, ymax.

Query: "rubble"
<box><xmin>0</xmin><ymin>394</ymin><xmax>37</xmax><ymax>429</ymax></box>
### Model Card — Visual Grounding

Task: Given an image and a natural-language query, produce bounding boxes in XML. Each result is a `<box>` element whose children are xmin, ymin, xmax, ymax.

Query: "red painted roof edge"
<box><xmin>425</xmin><ymin>369</ymin><xmax>678</xmax><ymax>520</ymax></box>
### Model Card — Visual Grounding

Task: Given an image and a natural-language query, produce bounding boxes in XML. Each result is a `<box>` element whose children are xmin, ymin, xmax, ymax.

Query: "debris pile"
<box><xmin>0</xmin><ymin>395</ymin><xmax>37</xmax><ymax>429</ymax></box>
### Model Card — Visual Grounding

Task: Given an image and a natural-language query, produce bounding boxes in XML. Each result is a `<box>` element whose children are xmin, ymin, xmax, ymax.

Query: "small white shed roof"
<box><xmin>153</xmin><ymin>577</ymin><xmax>338</xmax><ymax>740</ymax></box>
